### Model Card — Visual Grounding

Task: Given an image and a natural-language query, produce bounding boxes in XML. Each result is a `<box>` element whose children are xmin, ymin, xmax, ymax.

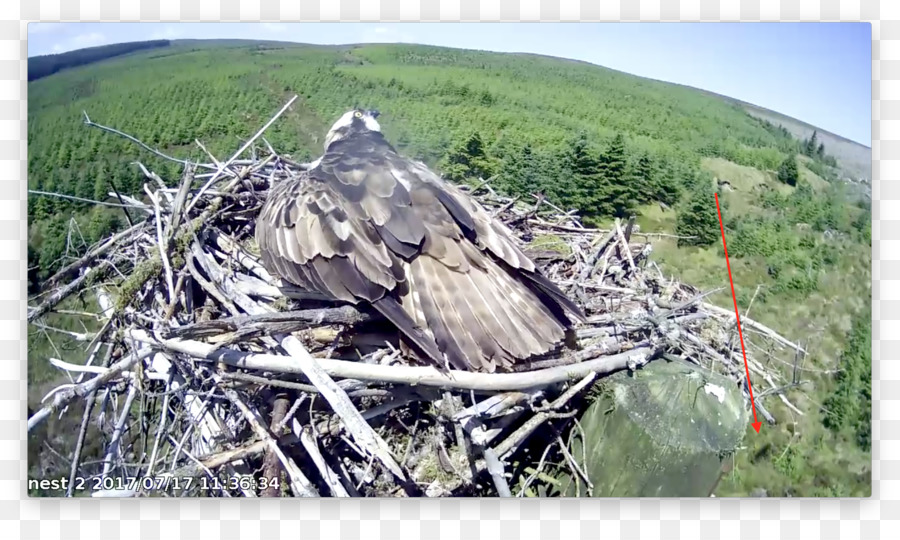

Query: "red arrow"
<box><xmin>714</xmin><ymin>193</ymin><xmax>761</xmax><ymax>433</ymax></box>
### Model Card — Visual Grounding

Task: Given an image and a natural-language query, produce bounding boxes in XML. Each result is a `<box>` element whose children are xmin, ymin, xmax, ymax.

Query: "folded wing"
<box><xmin>256</xmin><ymin>132</ymin><xmax>583</xmax><ymax>372</ymax></box>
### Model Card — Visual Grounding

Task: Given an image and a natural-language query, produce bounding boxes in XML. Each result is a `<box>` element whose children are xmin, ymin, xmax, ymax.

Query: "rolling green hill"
<box><xmin>26</xmin><ymin>40</ymin><xmax>871</xmax><ymax>497</ymax></box>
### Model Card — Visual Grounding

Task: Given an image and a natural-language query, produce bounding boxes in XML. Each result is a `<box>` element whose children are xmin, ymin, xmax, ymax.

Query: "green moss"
<box><xmin>271</xmin><ymin>296</ymin><xmax>290</xmax><ymax>312</ymax></box>
<box><xmin>113</xmin><ymin>254</ymin><xmax>162</xmax><ymax>311</ymax></box>
<box><xmin>529</xmin><ymin>234</ymin><xmax>573</xmax><ymax>258</ymax></box>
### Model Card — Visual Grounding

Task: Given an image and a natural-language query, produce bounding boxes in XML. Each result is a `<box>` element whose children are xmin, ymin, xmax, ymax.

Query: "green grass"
<box><xmin>643</xmin><ymin>166</ymin><xmax>871</xmax><ymax>497</ymax></box>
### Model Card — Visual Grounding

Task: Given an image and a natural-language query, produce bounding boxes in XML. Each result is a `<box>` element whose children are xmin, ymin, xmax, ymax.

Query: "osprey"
<box><xmin>255</xmin><ymin>108</ymin><xmax>584</xmax><ymax>372</ymax></box>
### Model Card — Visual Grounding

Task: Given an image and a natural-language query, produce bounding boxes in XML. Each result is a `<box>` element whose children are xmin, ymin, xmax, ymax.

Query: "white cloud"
<box><xmin>150</xmin><ymin>25</ymin><xmax>182</xmax><ymax>40</ymax></box>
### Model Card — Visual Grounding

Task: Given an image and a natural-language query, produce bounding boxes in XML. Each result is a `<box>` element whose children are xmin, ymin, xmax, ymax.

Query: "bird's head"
<box><xmin>323</xmin><ymin>108</ymin><xmax>381</xmax><ymax>149</ymax></box>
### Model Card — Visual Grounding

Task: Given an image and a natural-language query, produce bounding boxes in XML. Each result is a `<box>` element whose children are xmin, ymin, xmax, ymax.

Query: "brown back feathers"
<box><xmin>255</xmin><ymin>130</ymin><xmax>583</xmax><ymax>372</ymax></box>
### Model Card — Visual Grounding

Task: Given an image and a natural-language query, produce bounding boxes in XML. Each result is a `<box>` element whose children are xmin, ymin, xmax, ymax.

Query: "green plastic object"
<box><xmin>560</xmin><ymin>359</ymin><xmax>749</xmax><ymax>497</ymax></box>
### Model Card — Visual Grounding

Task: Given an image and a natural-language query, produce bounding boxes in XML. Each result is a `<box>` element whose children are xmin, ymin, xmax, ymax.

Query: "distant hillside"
<box><xmin>685</xmin><ymin>85</ymin><xmax>871</xmax><ymax>183</ymax></box>
<box><xmin>27</xmin><ymin>39</ymin><xmax>171</xmax><ymax>81</ymax></box>
<box><xmin>28</xmin><ymin>38</ymin><xmax>870</xmax><ymax>184</ymax></box>
<box><xmin>740</xmin><ymin>101</ymin><xmax>871</xmax><ymax>183</ymax></box>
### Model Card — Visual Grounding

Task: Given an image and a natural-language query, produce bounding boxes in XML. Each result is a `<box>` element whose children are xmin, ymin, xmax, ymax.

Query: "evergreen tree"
<box><xmin>439</xmin><ymin>132</ymin><xmax>495</xmax><ymax>183</ymax></box>
<box><xmin>804</xmin><ymin>130</ymin><xmax>818</xmax><ymax>157</ymax></box>
<box><xmin>631</xmin><ymin>153</ymin><xmax>680</xmax><ymax>207</ymax></box>
<box><xmin>816</xmin><ymin>142</ymin><xmax>825</xmax><ymax>159</ymax></box>
<box><xmin>597</xmin><ymin>133</ymin><xmax>636</xmax><ymax>218</ymax></box>
<box><xmin>777</xmin><ymin>154</ymin><xmax>799</xmax><ymax>186</ymax></box>
<box><xmin>556</xmin><ymin>131</ymin><xmax>603</xmax><ymax>216</ymax></box>
<box><xmin>38</xmin><ymin>215</ymin><xmax>69</xmax><ymax>276</ymax></box>
<box><xmin>676</xmin><ymin>181</ymin><xmax>720</xmax><ymax>247</ymax></box>
<box><xmin>822</xmin><ymin>313</ymin><xmax>872</xmax><ymax>451</ymax></box>
<box><xmin>503</xmin><ymin>143</ymin><xmax>540</xmax><ymax>196</ymax></box>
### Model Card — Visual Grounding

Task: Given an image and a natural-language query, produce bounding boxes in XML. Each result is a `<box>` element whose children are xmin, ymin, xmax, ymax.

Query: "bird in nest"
<box><xmin>255</xmin><ymin>108</ymin><xmax>584</xmax><ymax>373</ymax></box>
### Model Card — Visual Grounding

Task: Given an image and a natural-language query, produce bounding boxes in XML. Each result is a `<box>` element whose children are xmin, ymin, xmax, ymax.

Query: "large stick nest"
<box><xmin>27</xmin><ymin>98</ymin><xmax>805</xmax><ymax>498</ymax></box>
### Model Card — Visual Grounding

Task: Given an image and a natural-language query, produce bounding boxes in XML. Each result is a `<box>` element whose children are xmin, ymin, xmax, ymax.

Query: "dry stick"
<box><xmin>135</xmin><ymin>162</ymin><xmax>175</xmax><ymax>205</ymax></box>
<box><xmin>128</xmin><ymin>329</ymin><xmax>657</xmax><ymax>392</ymax></box>
<box><xmin>700</xmin><ymin>302</ymin><xmax>807</xmax><ymax>354</ymax></box>
<box><xmin>261</xmin><ymin>393</ymin><xmax>291</xmax><ymax>497</ymax></box>
<box><xmin>66</xmin><ymin>343</ymin><xmax>114</xmax><ymax>497</ymax></box>
<box><xmin>107</xmin><ymin>176</ymin><xmax>137</xmax><ymax>226</ymax></box>
<box><xmin>278</xmin><ymin>333</ymin><xmax>410</xmax><ymax>485</ymax></box>
<box><xmin>221</xmin><ymin>372</ymin><xmax>393</xmax><ymax>399</ymax></box>
<box><xmin>297</xmin><ymin>423</ymin><xmax>351</xmax><ymax>497</ymax></box>
<box><xmin>28</xmin><ymin>347</ymin><xmax>154</xmax><ymax>432</ymax></box>
<box><xmin>163</xmin><ymin>439</ymin><xmax>270</xmax><ymax>480</ymax></box>
<box><xmin>493</xmin><ymin>372</ymin><xmax>598</xmax><ymax>460</ymax></box>
<box><xmin>223</xmin><ymin>387</ymin><xmax>318</xmax><ymax>497</ymax></box>
<box><xmin>615</xmin><ymin>219</ymin><xmax>645</xmax><ymax>289</ymax></box>
<box><xmin>101</xmin><ymin>382</ymin><xmax>138</xmax><ymax>479</ymax></box>
<box><xmin>186</xmin><ymin>95</ymin><xmax>298</xmax><ymax>215</ymax></box>
<box><xmin>83</xmin><ymin>110</ymin><xmax>203</xmax><ymax>169</ymax></box>
<box><xmin>483</xmin><ymin>447</ymin><xmax>512</xmax><ymax>497</ymax></box>
<box><xmin>577</xmin><ymin>228</ymin><xmax>617</xmax><ymax>283</ymax></box>
<box><xmin>28</xmin><ymin>262</ymin><xmax>108</xmax><ymax>323</ymax></box>
<box><xmin>491</xmin><ymin>195</ymin><xmax>521</xmax><ymax>217</ymax></box>
<box><xmin>208</xmin><ymin>231</ymin><xmax>276</xmax><ymax>284</ymax></box>
<box><xmin>145</xmin><ymin>186</ymin><xmax>175</xmax><ymax>303</ymax></box>
<box><xmin>27</xmin><ymin>189</ymin><xmax>149</xmax><ymax>211</ymax></box>
<box><xmin>32</xmin><ymin>322</ymin><xmax>96</xmax><ymax>342</ymax></box>
<box><xmin>165</xmin><ymin>165</ymin><xmax>196</xmax><ymax>244</ymax></box>
<box><xmin>163</xmin><ymin>272</ymin><xmax>188</xmax><ymax>322</ymax></box>
<box><xmin>623</xmin><ymin>216</ymin><xmax>636</xmax><ymax>242</ymax></box>
<box><xmin>163</xmin><ymin>305</ymin><xmax>371</xmax><ymax>340</ymax></box>
<box><xmin>145</xmin><ymin>372</ymin><xmax>174</xmax><ymax>477</ymax></box>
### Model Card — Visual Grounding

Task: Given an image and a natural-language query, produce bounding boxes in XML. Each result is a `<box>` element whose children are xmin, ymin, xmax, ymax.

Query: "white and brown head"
<box><xmin>323</xmin><ymin>108</ymin><xmax>381</xmax><ymax>149</ymax></box>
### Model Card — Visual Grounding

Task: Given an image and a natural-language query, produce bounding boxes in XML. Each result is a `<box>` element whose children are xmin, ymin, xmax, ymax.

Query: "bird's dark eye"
<box><xmin>354</xmin><ymin>111</ymin><xmax>362</xmax><ymax>118</ymax></box>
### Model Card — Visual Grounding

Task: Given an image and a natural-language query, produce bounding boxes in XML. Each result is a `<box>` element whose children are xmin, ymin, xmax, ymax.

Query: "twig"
<box><xmin>223</xmin><ymin>387</ymin><xmax>318</xmax><ymax>497</ymax></box>
<box><xmin>83</xmin><ymin>110</ymin><xmax>202</xmax><ymax>168</ymax></box>
<box><xmin>297</xmin><ymin>423</ymin><xmax>351</xmax><ymax>497</ymax></box>
<box><xmin>129</xmin><ymin>329</ymin><xmax>658</xmax><ymax>392</ymax></box>
<box><xmin>28</xmin><ymin>348</ymin><xmax>154</xmax><ymax>432</ymax></box>
<box><xmin>483</xmin><ymin>447</ymin><xmax>512</xmax><ymax>497</ymax></box>
<box><xmin>186</xmin><ymin>95</ymin><xmax>298</xmax><ymax>214</ymax></box>
<box><xmin>27</xmin><ymin>189</ymin><xmax>150</xmax><ymax>210</ymax></box>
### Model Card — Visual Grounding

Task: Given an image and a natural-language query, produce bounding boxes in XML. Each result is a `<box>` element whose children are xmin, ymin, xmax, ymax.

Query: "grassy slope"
<box><xmin>26</xmin><ymin>41</ymin><xmax>871</xmax><ymax>496</ymax></box>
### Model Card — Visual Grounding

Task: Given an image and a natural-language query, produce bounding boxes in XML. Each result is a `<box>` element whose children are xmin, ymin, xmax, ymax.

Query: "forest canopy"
<box><xmin>26</xmin><ymin>41</ymin><xmax>849</xmax><ymax>285</ymax></box>
<box><xmin>27</xmin><ymin>39</ymin><xmax>171</xmax><ymax>81</ymax></box>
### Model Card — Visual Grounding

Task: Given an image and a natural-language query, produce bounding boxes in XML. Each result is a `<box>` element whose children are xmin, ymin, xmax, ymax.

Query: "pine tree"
<box><xmin>597</xmin><ymin>133</ymin><xmax>636</xmax><ymax>218</ymax></box>
<box><xmin>805</xmin><ymin>130</ymin><xmax>818</xmax><ymax>157</ymax></box>
<box><xmin>632</xmin><ymin>154</ymin><xmax>680</xmax><ymax>207</ymax></box>
<box><xmin>676</xmin><ymin>181</ymin><xmax>720</xmax><ymax>247</ymax></box>
<box><xmin>439</xmin><ymin>132</ymin><xmax>495</xmax><ymax>183</ymax></box>
<box><xmin>556</xmin><ymin>132</ymin><xmax>603</xmax><ymax>215</ymax></box>
<box><xmin>816</xmin><ymin>142</ymin><xmax>825</xmax><ymax>159</ymax></box>
<box><xmin>503</xmin><ymin>143</ymin><xmax>540</xmax><ymax>196</ymax></box>
<box><xmin>777</xmin><ymin>154</ymin><xmax>799</xmax><ymax>186</ymax></box>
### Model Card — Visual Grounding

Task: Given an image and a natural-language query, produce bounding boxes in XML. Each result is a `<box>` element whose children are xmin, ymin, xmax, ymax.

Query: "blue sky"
<box><xmin>28</xmin><ymin>22</ymin><xmax>872</xmax><ymax>146</ymax></box>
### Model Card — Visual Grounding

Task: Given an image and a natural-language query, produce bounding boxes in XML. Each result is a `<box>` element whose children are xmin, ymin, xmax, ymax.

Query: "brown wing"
<box><xmin>256</xmin><ymin>131</ymin><xmax>582</xmax><ymax>372</ymax></box>
<box><xmin>255</xmin><ymin>158</ymin><xmax>444</xmax><ymax>366</ymax></box>
<box><xmin>392</xmin><ymin>160</ymin><xmax>583</xmax><ymax>372</ymax></box>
